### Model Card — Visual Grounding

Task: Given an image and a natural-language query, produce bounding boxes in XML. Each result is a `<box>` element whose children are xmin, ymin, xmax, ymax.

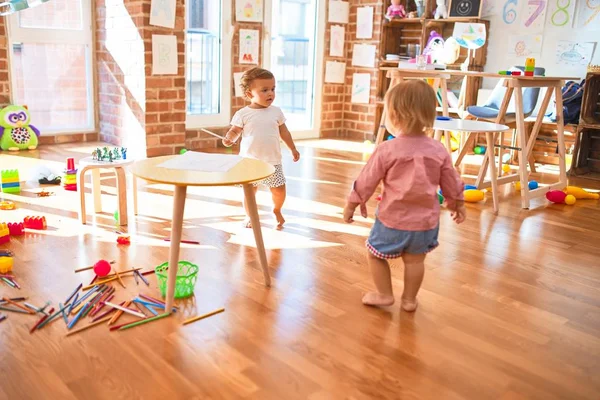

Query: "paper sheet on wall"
<box><xmin>236</xmin><ymin>0</ymin><xmax>263</xmax><ymax>22</ymax></box>
<box><xmin>152</xmin><ymin>35</ymin><xmax>178</xmax><ymax>75</ymax></box>
<box><xmin>351</xmin><ymin>73</ymin><xmax>370</xmax><ymax>104</ymax></box>
<box><xmin>356</xmin><ymin>6</ymin><xmax>373</xmax><ymax>39</ymax></box>
<box><xmin>546</xmin><ymin>0</ymin><xmax>576</xmax><ymax>29</ymax></box>
<box><xmin>239</xmin><ymin>29</ymin><xmax>259</xmax><ymax>65</ymax></box>
<box><xmin>507</xmin><ymin>34</ymin><xmax>543</xmax><ymax>57</ymax></box>
<box><xmin>351</xmin><ymin>44</ymin><xmax>376</xmax><ymax>68</ymax></box>
<box><xmin>158</xmin><ymin>151</ymin><xmax>243</xmax><ymax>172</ymax></box>
<box><xmin>149</xmin><ymin>0</ymin><xmax>176</xmax><ymax>28</ymax></box>
<box><xmin>330</xmin><ymin>25</ymin><xmax>345</xmax><ymax>57</ymax></box>
<box><xmin>555</xmin><ymin>41</ymin><xmax>597</xmax><ymax>66</ymax></box>
<box><xmin>520</xmin><ymin>0</ymin><xmax>548</xmax><ymax>31</ymax></box>
<box><xmin>233</xmin><ymin>72</ymin><xmax>244</xmax><ymax>97</ymax></box>
<box><xmin>325</xmin><ymin>61</ymin><xmax>346</xmax><ymax>84</ymax></box>
<box><xmin>328</xmin><ymin>1</ymin><xmax>349</xmax><ymax>23</ymax></box>
<box><xmin>481</xmin><ymin>0</ymin><xmax>496</xmax><ymax>17</ymax></box>
<box><xmin>576</xmin><ymin>0</ymin><xmax>600</xmax><ymax>30</ymax></box>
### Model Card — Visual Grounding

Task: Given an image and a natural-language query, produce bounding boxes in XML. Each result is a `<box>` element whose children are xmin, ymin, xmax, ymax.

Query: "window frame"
<box><xmin>185</xmin><ymin>0</ymin><xmax>232</xmax><ymax>129</ymax></box>
<box><xmin>6</xmin><ymin>0</ymin><xmax>96</xmax><ymax>135</ymax></box>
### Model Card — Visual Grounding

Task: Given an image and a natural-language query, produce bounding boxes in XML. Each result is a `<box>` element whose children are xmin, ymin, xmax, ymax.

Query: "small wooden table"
<box><xmin>131</xmin><ymin>155</ymin><xmax>275</xmax><ymax>312</ymax></box>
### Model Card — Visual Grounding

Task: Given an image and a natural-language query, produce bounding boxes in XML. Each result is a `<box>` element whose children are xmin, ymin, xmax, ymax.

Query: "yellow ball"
<box><xmin>565</xmin><ymin>194</ymin><xmax>576</xmax><ymax>205</ymax></box>
<box><xmin>515</xmin><ymin>181</ymin><xmax>521</xmax><ymax>191</ymax></box>
<box><xmin>502</xmin><ymin>164</ymin><xmax>510</xmax><ymax>173</ymax></box>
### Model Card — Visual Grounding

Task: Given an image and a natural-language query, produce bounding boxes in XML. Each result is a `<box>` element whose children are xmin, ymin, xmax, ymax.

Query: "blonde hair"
<box><xmin>240</xmin><ymin>67</ymin><xmax>275</xmax><ymax>100</ymax></box>
<box><xmin>384</xmin><ymin>80</ymin><xmax>437</xmax><ymax>135</ymax></box>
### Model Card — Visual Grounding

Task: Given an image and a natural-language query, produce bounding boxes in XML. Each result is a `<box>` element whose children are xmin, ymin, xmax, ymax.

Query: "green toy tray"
<box><xmin>154</xmin><ymin>261</ymin><xmax>198</xmax><ymax>299</ymax></box>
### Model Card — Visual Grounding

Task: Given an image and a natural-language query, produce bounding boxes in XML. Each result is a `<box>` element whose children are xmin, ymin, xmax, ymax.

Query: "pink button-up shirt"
<box><xmin>348</xmin><ymin>135</ymin><xmax>464</xmax><ymax>231</ymax></box>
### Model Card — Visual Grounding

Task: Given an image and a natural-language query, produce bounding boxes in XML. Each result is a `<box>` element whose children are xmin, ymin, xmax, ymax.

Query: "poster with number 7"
<box><xmin>521</xmin><ymin>0</ymin><xmax>548</xmax><ymax>31</ymax></box>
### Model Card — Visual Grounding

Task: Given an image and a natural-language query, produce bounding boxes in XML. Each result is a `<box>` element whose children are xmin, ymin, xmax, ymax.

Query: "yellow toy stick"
<box><xmin>564</xmin><ymin>186</ymin><xmax>599</xmax><ymax>200</ymax></box>
<box><xmin>183</xmin><ymin>308</ymin><xmax>225</xmax><ymax>325</ymax></box>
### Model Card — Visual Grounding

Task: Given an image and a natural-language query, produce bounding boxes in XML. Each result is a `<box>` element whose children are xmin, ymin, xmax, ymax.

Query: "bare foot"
<box><xmin>401</xmin><ymin>298</ymin><xmax>418</xmax><ymax>312</ymax></box>
<box><xmin>273</xmin><ymin>209</ymin><xmax>285</xmax><ymax>229</ymax></box>
<box><xmin>362</xmin><ymin>292</ymin><xmax>395</xmax><ymax>307</ymax></box>
<box><xmin>242</xmin><ymin>219</ymin><xmax>252</xmax><ymax>229</ymax></box>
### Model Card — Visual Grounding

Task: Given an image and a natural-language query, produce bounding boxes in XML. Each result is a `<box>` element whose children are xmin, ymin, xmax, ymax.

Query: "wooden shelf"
<box><xmin>384</xmin><ymin>17</ymin><xmax>485</xmax><ymax>28</ymax></box>
<box><xmin>578</xmin><ymin>122</ymin><xmax>600</xmax><ymax>130</ymax></box>
<box><xmin>383</xmin><ymin>18</ymin><xmax>425</xmax><ymax>27</ymax></box>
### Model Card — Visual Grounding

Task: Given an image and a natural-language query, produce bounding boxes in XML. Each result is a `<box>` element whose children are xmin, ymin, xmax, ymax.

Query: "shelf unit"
<box><xmin>571</xmin><ymin>70</ymin><xmax>600</xmax><ymax>180</ymax></box>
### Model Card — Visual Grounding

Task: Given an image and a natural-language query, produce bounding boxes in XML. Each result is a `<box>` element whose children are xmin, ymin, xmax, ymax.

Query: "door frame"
<box><xmin>262</xmin><ymin>0</ymin><xmax>326</xmax><ymax>139</ymax></box>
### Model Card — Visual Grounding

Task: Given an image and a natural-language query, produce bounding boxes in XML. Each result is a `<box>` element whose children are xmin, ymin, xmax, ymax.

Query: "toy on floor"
<box><xmin>473</xmin><ymin>146</ymin><xmax>486</xmax><ymax>155</ymax></box>
<box><xmin>546</xmin><ymin>190</ymin><xmax>576</xmax><ymax>205</ymax></box>
<box><xmin>528</xmin><ymin>180</ymin><xmax>539</xmax><ymax>190</ymax></box>
<box><xmin>0</xmin><ymin>256</ymin><xmax>12</xmax><ymax>274</ymax></box>
<box><xmin>117</xmin><ymin>235</ymin><xmax>130</xmax><ymax>245</ymax></box>
<box><xmin>93</xmin><ymin>259</ymin><xmax>112</xmax><ymax>277</ymax></box>
<box><xmin>1</xmin><ymin>169</ymin><xmax>20</xmax><ymax>194</ymax></box>
<box><xmin>0</xmin><ymin>105</ymin><xmax>40</xmax><ymax>151</ymax></box>
<box><xmin>63</xmin><ymin>158</ymin><xmax>77</xmax><ymax>191</ymax></box>
<box><xmin>564</xmin><ymin>186</ymin><xmax>599</xmax><ymax>200</ymax></box>
<box><xmin>23</xmin><ymin>216</ymin><xmax>46</xmax><ymax>230</ymax></box>
<box><xmin>0</xmin><ymin>201</ymin><xmax>15</xmax><ymax>210</ymax></box>
<box><xmin>7</xmin><ymin>222</ymin><xmax>24</xmax><ymax>235</ymax></box>
<box><xmin>464</xmin><ymin>189</ymin><xmax>484</xmax><ymax>202</ymax></box>
<box><xmin>92</xmin><ymin>146</ymin><xmax>127</xmax><ymax>162</ymax></box>
<box><xmin>502</xmin><ymin>164</ymin><xmax>511</xmax><ymax>173</ymax></box>
<box><xmin>36</xmin><ymin>189</ymin><xmax>54</xmax><ymax>197</ymax></box>
<box><xmin>525</xmin><ymin>58</ymin><xmax>535</xmax><ymax>77</ymax></box>
<box><xmin>0</xmin><ymin>223</ymin><xmax>10</xmax><ymax>244</ymax></box>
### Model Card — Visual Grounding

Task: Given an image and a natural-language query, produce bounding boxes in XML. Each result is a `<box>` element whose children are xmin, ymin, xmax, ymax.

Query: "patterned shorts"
<box><xmin>245</xmin><ymin>164</ymin><xmax>286</xmax><ymax>188</ymax></box>
<box><xmin>366</xmin><ymin>218</ymin><xmax>439</xmax><ymax>259</ymax></box>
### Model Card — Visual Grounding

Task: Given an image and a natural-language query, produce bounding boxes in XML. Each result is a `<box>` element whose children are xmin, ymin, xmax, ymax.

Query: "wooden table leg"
<box><xmin>485</xmin><ymin>131</ymin><xmax>500</xmax><ymax>215</ymax></box>
<box><xmin>243</xmin><ymin>183</ymin><xmax>271</xmax><ymax>287</ymax></box>
<box><xmin>77</xmin><ymin>167</ymin><xmax>88</xmax><ymax>225</ymax></box>
<box><xmin>165</xmin><ymin>185</ymin><xmax>187</xmax><ymax>313</ymax></box>
<box><xmin>91</xmin><ymin>168</ymin><xmax>102</xmax><ymax>213</ymax></box>
<box><xmin>514</xmin><ymin>85</ymin><xmax>530</xmax><ymax>209</ymax></box>
<box><xmin>115</xmin><ymin>167</ymin><xmax>128</xmax><ymax>226</ymax></box>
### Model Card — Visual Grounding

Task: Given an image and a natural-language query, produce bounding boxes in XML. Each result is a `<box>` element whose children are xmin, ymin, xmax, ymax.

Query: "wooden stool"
<box><xmin>77</xmin><ymin>157</ymin><xmax>137</xmax><ymax>226</ymax></box>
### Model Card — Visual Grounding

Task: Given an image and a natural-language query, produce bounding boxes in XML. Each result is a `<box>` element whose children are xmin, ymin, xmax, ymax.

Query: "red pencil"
<box><xmin>30</xmin><ymin>307</ymin><xmax>54</xmax><ymax>333</ymax></box>
<box><xmin>163</xmin><ymin>238</ymin><xmax>200</xmax><ymax>245</ymax></box>
<box><xmin>139</xmin><ymin>294</ymin><xmax>165</xmax><ymax>305</ymax></box>
<box><xmin>140</xmin><ymin>270</ymin><xmax>155</xmax><ymax>276</ymax></box>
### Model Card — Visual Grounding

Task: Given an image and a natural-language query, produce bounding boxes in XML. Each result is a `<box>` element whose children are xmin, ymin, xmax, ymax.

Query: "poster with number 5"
<box><xmin>520</xmin><ymin>0</ymin><xmax>548</xmax><ymax>31</ymax></box>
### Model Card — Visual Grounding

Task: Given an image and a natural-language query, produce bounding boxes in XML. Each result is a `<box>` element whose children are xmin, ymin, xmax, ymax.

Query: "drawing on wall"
<box><xmin>452</xmin><ymin>22</ymin><xmax>486</xmax><ymax>49</ymax></box>
<box><xmin>152</xmin><ymin>35</ymin><xmax>178</xmax><ymax>75</ymax></box>
<box><xmin>233</xmin><ymin>72</ymin><xmax>244</xmax><ymax>97</ymax></box>
<box><xmin>239</xmin><ymin>29</ymin><xmax>259</xmax><ymax>65</ymax></box>
<box><xmin>521</xmin><ymin>0</ymin><xmax>548</xmax><ymax>31</ymax></box>
<box><xmin>547</xmin><ymin>0</ymin><xmax>576</xmax><ymax>28</ymax></box>
<box><xmin>328</xmin><ymin>0</ymin><xmax>349</xmax><ymax>23</ymax></box>
<box><xmin>503</xmin><ymin>0</ymin><xmax>519</xmax><ymax>24</ymax></box>
<box><xmin>576</xmin><ymin>0</ymin><xmax>600</xmax><ymax>30</ymax></box>
<box><xmin>351</xmin><ymin>44</ymin><xmax>376</xmax><ymax>68</ymax></box>
<box><xmin>356</xmin><ymin>6</ymin><xmax>374</xmax><ymax>39</ymax></box>
<box><xmin>481</xmin><ymin>0</ymin><xmax>496</xmax><ymax>16</ymax></box>
<box><xmin>330</xmin><ymin>25</ymin><xmax>345</xmax><ymax>57</ymax></box>
<box><xmin>351</xmin><ymin>73</ymin><xmax>370</xmax><ymax>104</ymax></box>
<box><xmin>150</xmin><ymin>0</ymin><xmax>175</xmax><ymax>28</ymax></box>
<box><xmin>508</xmin><ymin>34</ymin><xmax>543</xmax><ymax>57</ymax></box>
<box><xmin>236</xmin><ymin>0</ymin><xmax>263</xmax><ymax>22</ymax></box>
<box><xmin>555</xmin><ymin>41</ymin><xmax>597</xmax><ymax>66</ymax></box>
<box><xmin>325</xmin><ymin>61</ymin><xmax>346</xmax><ymax>84</ymax></box>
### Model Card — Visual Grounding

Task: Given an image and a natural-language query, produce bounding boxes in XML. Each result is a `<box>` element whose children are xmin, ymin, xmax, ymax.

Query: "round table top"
<box><xmin>131</xmin><ymin>155</ymin><xmax>275</xmax><ymax>187</ymax></box>
<box><xmin>433</xmin><ymin>119</ymin><xmax>510</xmax><ymax>133</ymax></box>
<box><xmin>79</xmin><ymin>156</ymin><xmax>134</xmax><ymax>167</ymax></box>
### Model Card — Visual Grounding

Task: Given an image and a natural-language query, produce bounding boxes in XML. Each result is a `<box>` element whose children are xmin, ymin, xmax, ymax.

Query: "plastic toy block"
<box><xmin>0</xmin><ymin>177</ymin><xmax>19</xmax><ymax>184</ymax></box>
<box><xmin>8</xmin><ymin>222</ymin><xmax>24</xmax><ymax>236</ymax></box>
<box><xmin>1</xmin><ymin>170</ymin><xmax>19</xmax><ymax>181</ymax></box>
<box><xmin>64</xmin><ymin>184</ymin><xmax>77</xmax><ymax>191</ymax></box>
<box><xmin>117</xmin><ymin>235</ymin><xmax>130</xmax><ymax>245</ymax></box>
<box><xmin>0</xmin><ymin>223</ymin><xmax>9</xmax><ymax>236</ymax></box>
<box><xmin>1</xmin><ymin>182</ymin><xmax>20</xmax><ymax>188</ymax></box>
<box><xmin>499</xmin><ymin>70</ymin><xmax>512</xmax><ymax>75</ymax></box>
<box><xmin>524</xmin><ymin>71</ymin><xmax>534</xmax><ymax>76</ymax></box>
<box><xmin>511</xmin><ymin>71</ymin><xmax>522</xmax><ymax>76</ymax></box>
<box><xmin>0</xmin><ymin>256</ymin><xmax>12</xmax><ymax>274</ymax></box>
<box><xmin>23</xmin><ymin>216</ymin><xmax>46</xmax><ymax>230</ymax></box>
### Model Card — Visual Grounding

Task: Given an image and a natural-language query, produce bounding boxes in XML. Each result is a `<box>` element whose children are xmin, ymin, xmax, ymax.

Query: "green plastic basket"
<box><xmin>154</xmin><ymin>261</ymin><xmax>199</xmax><ymax>299</ymax></box>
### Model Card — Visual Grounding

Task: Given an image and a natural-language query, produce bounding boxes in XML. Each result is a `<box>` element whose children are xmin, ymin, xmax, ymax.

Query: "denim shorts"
<box><xmin>366</xmin><ymin>218</ymin><xmax>439</xmax><ymax>259</ymax></box>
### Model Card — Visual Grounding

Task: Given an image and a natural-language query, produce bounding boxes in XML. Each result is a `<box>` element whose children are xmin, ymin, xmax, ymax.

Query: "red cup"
<box><xmin>66</xmin><ymin>157</ymin><xmax>75</xmax><ymax>171</ymax></box>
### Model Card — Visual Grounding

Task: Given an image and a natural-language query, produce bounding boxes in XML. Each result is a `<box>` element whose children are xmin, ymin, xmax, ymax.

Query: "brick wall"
<box><xmin>0</xmin><ymin>17</ymin><xmax>10</xmax><ymax>108</ymax></box>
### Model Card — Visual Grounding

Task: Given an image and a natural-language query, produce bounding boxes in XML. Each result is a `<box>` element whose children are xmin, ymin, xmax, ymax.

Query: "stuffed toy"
<box><xmin>434</xmin><ymin>0</ymin><xmax>448</xmax><ymax>19</ymax></box>
<box><xmin>386</xmin><ymin>0</ymin><xmax>406</xmax><ymax>19</ymax></box>
<box><xmin>0</xmin><ymin>105</ymin><xmax>40</xmax><ymax>151</ymax></box>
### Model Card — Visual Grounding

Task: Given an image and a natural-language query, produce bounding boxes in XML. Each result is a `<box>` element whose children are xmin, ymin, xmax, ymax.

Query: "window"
<box><xmin>7</xmin><ymin>0</ymin><xmax>94</xmax><ymax>134</ymax></box>
<box><xmin>186</xmin><ymin>0</ymin><xmax>231</xmax><ymax>127</ymax></box>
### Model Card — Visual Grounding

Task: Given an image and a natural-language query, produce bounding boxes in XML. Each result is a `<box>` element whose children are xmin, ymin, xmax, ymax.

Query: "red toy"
<box><xmin>546</xmin><ymin>190</ymin><xmax>567</xmax><ymax>204</ymax></box>
<box><xmin>93</xmin><ymin>259</ymin><xmax>112</xmax><ymax>277</ymax></box>
<box><xmin>116</xmin><ymin>235</ymin><xmax>130</xmax><ymax>245</ymax></box>
<box><xmin>23</xmin><ymin>216</ymin><xmax>47</xmax><ymax>230</ymax></box>
<box><xmin>8</xmin><ymin>222</ymin><xmax>24</xmax><ymax>236</ymax></box>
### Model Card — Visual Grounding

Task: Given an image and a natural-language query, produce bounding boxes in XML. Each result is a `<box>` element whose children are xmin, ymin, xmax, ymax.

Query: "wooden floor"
<box><xmin>0</xmin><ymin>140</ymin><xmax>599</xmax><ymax>399</ymax></box>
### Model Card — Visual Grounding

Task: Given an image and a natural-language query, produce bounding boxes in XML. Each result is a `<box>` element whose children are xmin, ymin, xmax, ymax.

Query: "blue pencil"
<box><xmin>67</xmin><ymin>303</ymin><xmax>90</xmax><ymax>329</ymax></box>
<box><xmin>59</xmin><ymin>303</ymin><xmax>68</xmax><ymax>324</ymax></box>
<box><xmin>136</xmin><ymin>271</ymin><xmax>149</xmax><ymax>286</ymax></box>
<box><xmin>72</xmin><ymin>285</ymin><xmax>102</xmax><ymax>308</ymax></box>
<box><xmin>37</xmin><ymin>304</ymin><xmax>68</xmax><ymax>329</ymax></box>
<box><xmin>134</xmin><ymin>298</ymin><xmax>177</xmax><ymax>313</ymax></box>
<box><xmin>133</xmin><ymin>299</ymin><xmax>158</xmax><ymax>316</ymax></box>
<box><xmin>64</xmin><ymin>283</ymin><xmax>82</xmax><ymax>305</ymax></box>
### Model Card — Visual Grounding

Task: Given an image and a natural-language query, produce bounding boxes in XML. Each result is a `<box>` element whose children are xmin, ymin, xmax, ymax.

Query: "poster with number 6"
<box><xmin>502</xmin><ymin>0</ymin><xmax>519</xmax><ymax>25</ymax></box>
<box><xmin>520</xmin><ymin>0</ymin><xmax>548</xmax><ymax>31</ymax></box>
<box><xmin>546</xmin><ymin>0</ymin><xmax>576</xmax><ymax>29</ymax></box>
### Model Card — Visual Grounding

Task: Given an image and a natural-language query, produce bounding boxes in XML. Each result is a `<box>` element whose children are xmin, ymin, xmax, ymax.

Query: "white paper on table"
<box><xmin>236</xmin><ymin>0</ymin><xmax>263</xmax><ymax>22</ymax></box>
<box><xmin>152</xmin><ymin>35</ymin><xmax>178</xmax><ymax>75</ymax></box>
<box><xmin>325</xmin><ymin>61</ymin><xmax>346</xmax><ymax>84</ymax></box>
<box><xmin>239</xmin><ymin>29</ymin><xmax>259</xmax><ymax>65</ymax></box>
<box><xmin>507</xmin><ymin>34</ymin><xmax>543</xmax><ymax>57</ymax></box>
<box><xmin>555</xmin><ymin>41</ymin><xmax>597</xmax><ymax>66</ymax></box>
<box><xmin>233</xmin><ymin>72</ymin><xmax>244</xmax><ymax>97</ymax></box>
<box><xmin>351</xmin><ymin>44</ymin><xmax>376</xmax><ymax>68</ymax></box>
<box><xmin>328</xmin><ymin>0</ymin><xmax>349</xmax><ymax>23</ymax></box>
<box><xmin>356</xmin><ymin>6</ymin><xmax>373</xmax><ymax>39</ymax></box>
<box><xmin>351</xmin><ymin>73</ymin><xmax>370</xmax><ymax>104</ymax></box>
<box><xmin>330</xmin><ymin>25</ymin><xmax>345</xmax><ymax>57</ymax></box>
<box><xmin>158</xmin><ymin>151</ymin><xmax>243</xmax><ymax>172</ymax></box>
<box><xmin>149</xmin><ymin>0</ymin><xmax>176</xmax><ymax>28</ymax></box>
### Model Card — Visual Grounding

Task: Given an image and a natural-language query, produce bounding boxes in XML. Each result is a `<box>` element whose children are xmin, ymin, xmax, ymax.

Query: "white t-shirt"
<box><xmin>230</xmin><ymin>106</ymin><xmax>286</xmax><ymax>165</ymax></box>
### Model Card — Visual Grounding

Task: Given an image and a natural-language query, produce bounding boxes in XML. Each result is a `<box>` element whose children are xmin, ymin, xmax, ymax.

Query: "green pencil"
<box><xmin>118</xmin><ymin>312</ymin><xmax>171</xmax><ymax>331</ymax></box>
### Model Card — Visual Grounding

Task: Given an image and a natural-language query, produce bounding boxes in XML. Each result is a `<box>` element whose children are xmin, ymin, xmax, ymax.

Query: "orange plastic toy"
<box><xmin>23</xmin><ymin>216</ymin><xmax>47</xmax><ymax>230</ymax></box>
<box><xmin>0</xmin><ymin>256</ymin><xmax>12</xmax><ymax>274</ymax></box>
<box><xmin>0</xmin><ymin>201</ymin><xmax>15</xmax><ymax>210</ymax></box>
<box><xmin>117</xmin><ymin>235</ymin><xmax>130</xmax><ymax>245</ymax></box>
<box><xmin>7</xmin><ymin>222</ymin><xmax>24</xmax><ymax>235</ymax></box>
<box><xmin>0</xmin><ymin>223</ymin><xmax>9</xmax><ymax>244</ymax></box>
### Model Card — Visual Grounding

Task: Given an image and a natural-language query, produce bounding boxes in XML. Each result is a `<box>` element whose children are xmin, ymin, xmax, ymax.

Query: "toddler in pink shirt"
<box><xmin>344</xmin><ymin>80</ymin><xmax>466</xmax><ymax>312</ymax></box>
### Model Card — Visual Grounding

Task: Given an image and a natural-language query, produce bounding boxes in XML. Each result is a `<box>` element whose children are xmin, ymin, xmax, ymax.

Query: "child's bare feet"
<box><xmin>273</xmin><ymin>209</ymin><xmax>285</xmax><ymax>229</ymax></box>
<box><xmin>401</xmin><ymin>298</ymin><xmax>418</xmax><ymax>312</ymax></box>
<box><xmin>362</xmin><ymin>292</ymin><xmax>395</xmax><ymax>307</ymax></box>
<box><xmin>242</xmin><ymin>219</ymin><xmax>252</xmax><ymax>228</ymax></box>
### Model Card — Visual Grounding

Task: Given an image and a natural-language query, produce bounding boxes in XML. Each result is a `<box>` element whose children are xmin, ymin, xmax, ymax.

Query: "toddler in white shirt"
<box><xmin>223</xmin><ymin>67</ymin><xmax>300</xmax><ymax>229</ymax></box>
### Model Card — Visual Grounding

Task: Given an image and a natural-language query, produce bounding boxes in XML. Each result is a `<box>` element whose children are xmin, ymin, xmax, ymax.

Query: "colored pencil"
<box><xmin>68</xmin><ymin>303</ymin><xmax>90</xmax><ymax>329</ymax></box>
<box><xmin>8</xmin><ymin>278</ymin><xmax>20</xmax><ymax>289</ymax></box>
<box><xmin>134</xmin><ymin>298</ymin><xmax>166</xmax><ymax>309</ymax></box>
<box><xmin>2</xmin><ymin>297</ymin><xmax>34</xmax><ymax>314</ymax></box>
<box><xmin>89</xmin><ymin>275</ymin><xmax>98</xmax><ymax>286</ymax></box>
<box><xmin>82</xmin><ymin>277</ymin><xmax>118</xmax><ymax>290</ymax></box>
<box><xmin>91</xmin><ymin>301</ymin><xmax>122</xmax><ymax>322</ymax></box>
<box><xmin>0</xmin><ymin>315</ymin><xmax>6</xmax><ymax>323</ymax></box>
<box><xmin>90</xmin><ymin>293</ymin><xmax>114</xmax><ymax>317</ymax></box>
<box><xmin>104</xmin><ymin>302</ymin><xmax>145</xmax><ymax>318</ymax></box>
<box><xmin>24</xmin><ymin>303</ymin><xmax>47</xmax><ymax>315</ymax></box>
<box><xmin>1</xmin><ymin>278</ymin><xmax>16</xmax><ymax>288</ymax></box>
<box><xmin>0</xmin><ymin>274</ymin><xmax>15</xmax><ymax>279</ymax></box>
<box><xmin>132</xmin><ymin>301</ymin><xmax>147</xmax><ymax>316</ymax></box>
<box><xmin>141</xmin><ymin>303</ymin><xmax>158</xmax><ymax>316</ymax></box>
<box><xmin>140</xmin><ymin>270</ymin><xmax>155</xmax><ymax>276</ymax></box>
<box><xmin>118</xmin><ymin>312</ymin><xmax>171</xmax><ymax>331</ymax></box>
<box><xmin>82</xmin><ymin>292</ymin><xmax>106</xmax><ymax>318</ymax></box>
<box><xmin>74</xmin><ymin>285</ymin><xmax>103</xmax><ymax>306</ymax></box>
<box><xmin>0</xmin><ymin>305</ymin><xmax>29</xmax><ymax>314</ymax></box>
<box><xmin>59</xmin><ymin>303</ymin><xmax>68</xmax><ymax>324</ymax></box>
<box><xmin>30</xmin><ymin>307</ymin><xmax>54</xmax><ymax>333</ymax></box>
<box><xmin>38</xmin><ymin>304</ymin><xmax>68</xmax><ymax>329</ymax></box>
<box><xmin>66</xmin><ymin>316</ymin><xmax>112</xmax><ymax>336</ymax></box>
<box><xmin>163</xmin><ymin>238</ymin><xmax>200</xmax><ymax>245</ymax></box>
<box><xmin>104</xmin><ymin>267</ymin><xmax>142</xmax><ymax>277</ymax></box>
<box><xmin>108</xmin><ymin>300</ymin><xmax>132</xmax><ymax>325</ymax></box>
<box><xmin>183</xmin><ymin>308</ymin><xmax>225</xmax><ymax>325</ymax></box>
<box><xmin>75</xmin><ymin>260</ymin><xmax>115</xmax><ymax>273</ymax></box>
<box><xmin>0</xmin><ymin>251</ymin><xmax>13</xmax><ymax>257</ymax></box>
<box><xmin>64</xmin><ymin>283</ymin><xmax>82</xmax><ymax>305</ymax></box>
<box><xmin>71</xmin><ymin>291</ymin><xmax>102</xmax><ymax>315</ymax></box>
<box><xmin>114</xmin><ymin>269</ymin><xmax>126</xmax><ymax>288</ymax></box>
<box><xmin>133</xmin><ymin>270</ymin><xmax>139</xmax><ymax>285</ymax></box>
<box><xmin>136</xmin><ymin>270</ymin><xmax>149</xmax><ymax>286</ymax></box>
<box><xmin>0</xmin><ymin>296</ymin><xmax>26</xmax><ymax>304</ymax></box>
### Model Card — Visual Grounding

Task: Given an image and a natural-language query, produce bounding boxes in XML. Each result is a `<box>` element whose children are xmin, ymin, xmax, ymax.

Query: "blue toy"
<box><xmin>528</xmin><ymin>180</ymin><xmax>539</xmax><ymax>190</ymax></box>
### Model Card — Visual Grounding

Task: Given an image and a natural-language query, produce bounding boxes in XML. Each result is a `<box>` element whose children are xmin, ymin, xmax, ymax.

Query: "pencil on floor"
<box><xmin>30</xmin><ymin>307</ymin><xmax>54</xmax><ymax>333</ymax></box>
<box><xmin>68</xmin><ymin>303</ymin><xmax>90</xmax><ymax>329</ymax></box>
<box><xmin>66</xmin><ymin>316</ymin><xmax>112</xmax><ymax>336</ymax></box>
<box><xmin>108</xmin><ymin>300</ymin><xmax>132</xmax><ymax>325</ymax></box>
<box><xmin>183</xmin><ymin>308</ymin><xmax>225</xmax><ymax>325</ymax></box>
<box><xmin>114</xmin><ymin>269</ymin><xmax>126</xmax><ymax>288</ymax></box>
<box><xmin>104</xmin><ymin>302</ymin><xmax>145</xmax><ymax>318</ymax></box>
<box><xmin>0</xmin><ymin>305</ymin><xmax>29</xmax><ymax>314</ymax></box>
<box><xmin>38</xmin><ymin>304</ymin><xmax>68</xmax><ymax>330</ymax></box>
<box><xmin>2</xmin><ymin>297</ymin><xmax>34</xmax><ymax>314</ymax></box>
<box><xmin>118</xmin><ymin>313</ymin><xmax>171</xmax><ymax>331</ymax></box>
<box><xmin>64</xmin><ymin>284</ymin><xmax>82</xmax><ymax>305</ymax></box>
<box><xmin>0</xmin><ymin>314</ymin><xmax>6</xmax><ymax>323</ymax></box>
<box><xmin>75</xmin><ymin>260</ymin><xmax>115</xmax><ymax>273</ymax></box>
<box><xmin>135</xmin><ymin>271</ymin><xmax>149</xmax><ymax>286</ymax></box>
<box><xmin>91</xmin><ymin>301</ymin><xmax>123</xmax><ymax>322</ymax></box>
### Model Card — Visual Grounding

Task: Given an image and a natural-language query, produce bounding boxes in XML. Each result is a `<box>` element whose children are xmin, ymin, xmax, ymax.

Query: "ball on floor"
<box><xmin>565</xmin><ymin>194</ymin><xmax>576</xmax><ymax>205</ymax></box>
<box><xmin>93</xmin><ymin>259</ymin><xmax>112</xmax><ymax>277</ymax></box>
